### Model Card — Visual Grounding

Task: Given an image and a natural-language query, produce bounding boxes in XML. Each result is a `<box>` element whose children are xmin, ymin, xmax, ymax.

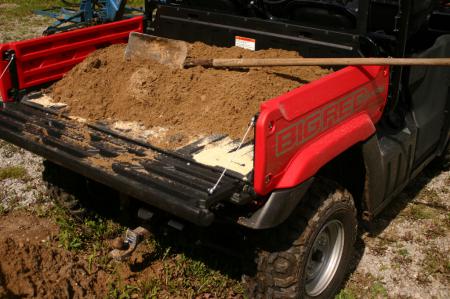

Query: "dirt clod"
<box><xmin>51</xmin><ymin>43</ymin><xmax>330</xmax><ymax>149</ymax></box>
<box><xmin>110</xmin><ymin>236</ymin><xmax>126</xmax><ymax>250</ymax></box>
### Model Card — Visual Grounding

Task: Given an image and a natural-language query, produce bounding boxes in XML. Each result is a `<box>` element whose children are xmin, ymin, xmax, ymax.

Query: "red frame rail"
<box><xmin>0</xmin><ymin>16</ymin><xmax>143</xmax><ymax>102</ymax></box>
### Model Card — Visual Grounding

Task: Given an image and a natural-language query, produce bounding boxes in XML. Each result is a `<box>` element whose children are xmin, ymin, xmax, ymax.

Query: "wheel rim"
<box><xmin>305</xmin><ymin>219</ymin><xmax>345</xmax><ymax>297</ymax></box>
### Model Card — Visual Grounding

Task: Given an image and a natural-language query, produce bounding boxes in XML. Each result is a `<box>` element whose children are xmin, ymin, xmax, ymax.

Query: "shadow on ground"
<box><xmin>367</xmin><ymin>160</ymin><xmax>447</xmax><ymax>237</ymax></box>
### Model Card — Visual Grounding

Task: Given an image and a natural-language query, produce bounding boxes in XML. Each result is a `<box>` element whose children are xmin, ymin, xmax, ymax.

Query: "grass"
<box><xmin>0</xmin><ymin>0</ymin><xmax>145</xmax><ymax>43</ymax></box>
<box><xmin>0</xmin><ymin>166</ymin><xmax>29</xmax><ymax>181</ymax></box>
<box><xmin>405</xmin><ymin>204</ymin><xmax>437</xmax><ymax>220</ymax></box>
<box><xmin>56</xmin><ymin>210</ymin><xmax>83</xmax><ymax>250</ymax></box>
<box><xmin>105</xmin><ymin>227</ymin><xmax>245</xmax><ymax>298</ymax></box>
<box><xmin>425</xmin><ymin>218</ymin><xmax>446</xmax><ymax>238</ymax></box>
<box><xmin>422</xmin><ymin>246</ymin><xmax>450</xmax><ymax>279</ymax></box>
<box><xmin>392</xmin><ymin>245</ymin><xmax>412</xmax><ymax>266</ymax></box>
<box><xmin>108</xmin><ymin>283</ymin><xmax>142</xmax><ymax>299</ymax></box>
<box><xmin>107</xmin><ymin>254</ymin><xmax>244</xmax><ymax>298</ymax></box>
<box><xmin>370</xmin><ymin>281</ymin><xmax>388</xmax><ymax>298</ymax></box>
<box><xmin>51</xmin><ymin>205</ymin><xmax>244</xmax><ymax>297</ymax></box>
<box><xmin>397</xmin><ymin>247</ymin><xmax>409</xmax><ymax>257</ymax></box>
<box><xmin>335</xmin><ymin>289</ymin><xmax>357</xmax><ymax>299</ymax></box>
<box><xmin>0</xmin><ymin>1</ymin><xmax>62</xmax><ymax>17</ymax></box>
<box><xmin>0</xmin><ymin>1</ymin><xmax>145</xmax><ymax>17</ymax></box>
<box><xmin>418</xmin><ymin>188</ymin><xmax>441</xmax><ymax>204</ymax></box>
<box><xmin>144</xmin><ymin>240</ymin><xmax>242</xmax><ymax>297</ymax></box>
<box><xmin>0</xmin><ymin>203</ymin><xmax>6</xmax><ymax>215</ymax></box>
<box><xmin>54</xmin><ymin>206</ymin><xmax>122</xmax><ymax>251</ymax></box>
<box><xmin>338</xmin><ymin>273</ymin><xmax>388</xmax><ymax>299</ymax></box>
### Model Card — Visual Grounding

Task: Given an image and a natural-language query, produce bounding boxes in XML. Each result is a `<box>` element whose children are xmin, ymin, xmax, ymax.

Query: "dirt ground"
<box><xmin>0</xmin><ymin>3</ymin><xmax>449</xmax><ymax>299</ymax></box>
<box><xmin>0</xmin><ymin>208</ymin><xmax>243</xmax><ymax>298</ymax></box>
<box><xmin>0</xmin><ymin>212</ymin><xmax>104</xmax><ymax>298</ymax></box>
<box><xmin>1</xmin><ymin>139</ymin><xmax>448</xmax><ymax>299</ymax></box>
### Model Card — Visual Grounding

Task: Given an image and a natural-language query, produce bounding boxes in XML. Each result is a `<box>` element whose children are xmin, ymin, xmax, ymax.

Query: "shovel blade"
<box><xmin>125</xmin><ymin>32</ymin><xmax>188</xmax><ymax>68</ymax></box>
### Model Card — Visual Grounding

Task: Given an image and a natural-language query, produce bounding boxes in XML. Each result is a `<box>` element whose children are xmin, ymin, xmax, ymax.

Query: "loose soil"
<box><xmin>0</xmin><ymin>211</ymin><xmax>243</xmax><ymax>298</ymax></box>
<box><xmin>51</xmin><ymin>43</ymin><xmax>330</xmax><ymax>149</ymax></box>
<box><xmin>0</xmin><ymin>212</ymin><xmax>108</xmax><ymax>298</ymax></box>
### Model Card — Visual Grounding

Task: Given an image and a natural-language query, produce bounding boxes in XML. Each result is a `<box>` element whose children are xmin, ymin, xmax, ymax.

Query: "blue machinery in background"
<box><xmin>34</xmin><ymin>0</ymin><xmax>143</xmax><ymax>34</ymax></box>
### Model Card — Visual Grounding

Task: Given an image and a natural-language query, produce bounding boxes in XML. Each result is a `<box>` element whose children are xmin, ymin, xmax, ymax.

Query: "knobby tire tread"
<box><xmin>252</xmin><ymin>178</ymin><xmax>357</xmax><ymax>299</ymax></box>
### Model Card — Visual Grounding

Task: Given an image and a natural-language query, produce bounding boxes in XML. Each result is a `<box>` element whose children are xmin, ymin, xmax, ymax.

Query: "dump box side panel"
<box><xmin>0</xmin><ymin>16</ymin><xmax>143</xmax><ymax>102</ymax></box>
<box><xmin>254</xmin><ymin>66</ymin><xmax>390</xmax><ymax>195</ymax></box>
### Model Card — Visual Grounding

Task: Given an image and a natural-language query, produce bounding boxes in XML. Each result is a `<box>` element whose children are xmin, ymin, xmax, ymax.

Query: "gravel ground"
<box><xmin>341</xmin><ymin>166</ymin><xmax>450</xmax><ymax>298</ymax></box>
<box><xmin>0</xmin><ymin>7</ymin><xmax>449</xmax><ymax>298</ymax></box>
<box><xmin>0</xmin><ymin>141</ymin><xmax>46</xmax><ymax>210</ymax></box>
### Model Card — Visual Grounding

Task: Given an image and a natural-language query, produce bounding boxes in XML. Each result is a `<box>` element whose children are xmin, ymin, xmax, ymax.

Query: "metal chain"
<box><xmin>0</xmin><ymin>55</ymin><xmax>14</xmax><ymax>81</ymax></box>
<box><xmin>208</xmin><ymin>116</ymin><xmax>256</xmax><ymax>195</ymax></box>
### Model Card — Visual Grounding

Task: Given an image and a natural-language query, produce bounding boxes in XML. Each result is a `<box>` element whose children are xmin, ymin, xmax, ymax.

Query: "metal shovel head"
<box><xmin>125</xmin><ymin>32</ymin><xmax>188</xmax><ymax>68</ymax></box>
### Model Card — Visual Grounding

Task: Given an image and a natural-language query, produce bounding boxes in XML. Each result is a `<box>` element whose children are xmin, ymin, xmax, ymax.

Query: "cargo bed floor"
<box><xmin>0</xmin><ymin>99</ymin><xmax>243</xmax><ymax>225</ymax></box>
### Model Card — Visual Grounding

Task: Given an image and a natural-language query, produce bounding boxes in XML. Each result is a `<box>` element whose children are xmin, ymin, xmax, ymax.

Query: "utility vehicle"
<box><xmin>0</xmin><ymin>1</ymin><xmax>449</xmax><ymax>298</ymax></box>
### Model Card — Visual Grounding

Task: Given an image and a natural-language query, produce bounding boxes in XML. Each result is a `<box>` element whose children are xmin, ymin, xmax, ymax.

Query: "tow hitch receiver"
<box><xmin>109</xmin><ymin>226</ymin><xmax>151</xmax><ymax>261</ymax></box>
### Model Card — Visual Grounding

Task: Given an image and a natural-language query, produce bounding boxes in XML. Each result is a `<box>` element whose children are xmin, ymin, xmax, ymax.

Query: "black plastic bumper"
<box><xmin>0</xmin><ymin>100</ymin><xmax>241</xmax><ymax>226</ymax></box>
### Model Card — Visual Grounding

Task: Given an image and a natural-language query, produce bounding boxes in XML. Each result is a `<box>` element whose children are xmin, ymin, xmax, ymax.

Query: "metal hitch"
<box><xmin>109</xmin><ymin>226</ymin><xmax>151</xmax><ymax>261</ymax></box>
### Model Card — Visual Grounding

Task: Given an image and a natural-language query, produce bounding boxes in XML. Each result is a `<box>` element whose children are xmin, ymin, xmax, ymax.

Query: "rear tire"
<box><xmin>253</xmin><ymin>178</ymin><xmax>357</xmax><ymax>299</ymax></box>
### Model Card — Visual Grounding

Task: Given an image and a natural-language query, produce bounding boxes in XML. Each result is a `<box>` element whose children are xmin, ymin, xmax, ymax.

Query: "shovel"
<box><xmin>126</xmin><ymin>32</ymin><xmax>450</xmax><ymax>68</ymax></box>
<box><xmin>125</xmin><ymin>32</ymin><xmax>189</xmax><ymax>69</ymax></box>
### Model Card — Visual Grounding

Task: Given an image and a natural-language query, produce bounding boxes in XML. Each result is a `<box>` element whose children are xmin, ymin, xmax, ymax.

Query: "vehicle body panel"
<box><xmin>254</xmin><ymin>66</ymin><xmax>389</xmax><ymax>195</ymax></box>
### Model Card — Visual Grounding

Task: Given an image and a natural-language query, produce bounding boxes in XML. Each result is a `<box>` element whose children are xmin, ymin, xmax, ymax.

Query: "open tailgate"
<box><xmin>0</xmin><ymin>100</ymin><xmax>241</xmax><ymax>226</ymax></box>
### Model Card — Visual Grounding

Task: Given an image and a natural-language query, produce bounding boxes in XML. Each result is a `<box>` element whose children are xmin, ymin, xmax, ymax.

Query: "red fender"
<box><xmin>276</xmin><ymin>113</ymin><xmax>375</xmax><ymax>188</ymax></box>
<box><xmin>254</xmin><ymin>65</ymin><xmax>389</xmax><ymax>195</ymax></box>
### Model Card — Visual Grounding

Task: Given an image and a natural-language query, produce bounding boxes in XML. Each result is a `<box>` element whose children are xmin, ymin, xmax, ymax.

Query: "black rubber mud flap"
<box><xmin>238</xmin><ymin>178</ymin><xmax>314</xmax><ymax>229</ymax></box>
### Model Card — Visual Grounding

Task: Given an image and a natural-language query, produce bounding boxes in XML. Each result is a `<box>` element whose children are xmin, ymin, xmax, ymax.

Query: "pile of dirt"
<box><xmin>52</xmin><ymin>42</ymin><xmax>331</xmax><ymax>149</ymax></box>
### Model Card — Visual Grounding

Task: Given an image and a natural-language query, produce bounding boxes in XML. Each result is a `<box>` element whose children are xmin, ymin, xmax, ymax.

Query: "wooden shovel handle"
<box><xmin>185</xmin><ymin>57</ymin><xmax>450</xmax><ymax>67</ymax></box>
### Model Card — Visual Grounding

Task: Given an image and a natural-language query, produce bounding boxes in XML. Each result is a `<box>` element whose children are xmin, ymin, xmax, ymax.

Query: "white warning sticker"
<box><xmin>235</xmin><ymin>36</ymin><xmax>256</xmax><ymax>51</ymax></box>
